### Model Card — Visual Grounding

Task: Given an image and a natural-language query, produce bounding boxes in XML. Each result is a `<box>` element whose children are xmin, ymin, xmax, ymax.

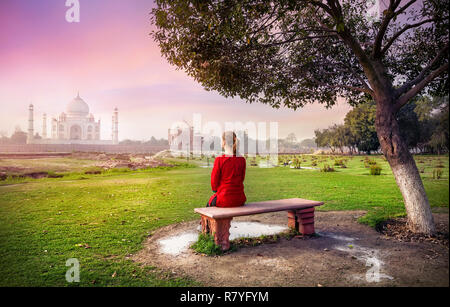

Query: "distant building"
<box><xmin>27</xmin><ymin>93</ymin><xmax>119</xmax><ymax>145</ymax></box>
<box><xmin>168</xmin><ymin>121</ymin><xmax>194</xmax><ymax>152</ymax></box>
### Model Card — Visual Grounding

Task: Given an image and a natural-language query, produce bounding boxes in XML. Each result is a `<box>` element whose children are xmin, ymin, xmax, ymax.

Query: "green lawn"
<box><xmin>0</xmin><ymin>155</ymin><xmax>448</xmax><ymax>286</ymax></box>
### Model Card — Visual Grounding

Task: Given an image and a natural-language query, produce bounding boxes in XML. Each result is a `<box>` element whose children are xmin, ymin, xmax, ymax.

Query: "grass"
<box><xmin>0</xmin><ymin>154</ymin><xmax>448</xmax><ymax>286</ymax></box>
<box><xmin>191</xmin><ymin>233</ymin><xmax>224</xmax><ymax>256</ymax></box>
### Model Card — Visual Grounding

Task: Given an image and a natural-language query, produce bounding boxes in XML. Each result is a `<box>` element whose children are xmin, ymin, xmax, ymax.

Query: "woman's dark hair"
<box><xmin>222</xmin><ymin>131</ymin><xmax>237</xmax><ymax>156</ymax></box>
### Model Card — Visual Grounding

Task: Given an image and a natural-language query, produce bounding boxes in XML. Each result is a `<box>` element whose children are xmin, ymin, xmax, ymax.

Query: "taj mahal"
<box><xmin>27</xmin><ymin>93</ymin><xmax>119</xmax><ymax>145</ymax></box>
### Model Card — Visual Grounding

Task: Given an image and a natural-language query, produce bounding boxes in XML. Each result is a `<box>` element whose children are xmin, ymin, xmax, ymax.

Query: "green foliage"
<box><xmin>433</xmin><ymin>168</ymin><xmax>443</xmax><ymax>179</ymax></box>
<box><xmin>151</xmin><ymin>0</ymin><xmax>448</xmax><ymax>110</ymax></box>
<box><xmin>292</xmin><ymin>157</ymin><xmax>302</xmax><ymax>169</ymax></box>
<box><xmin>344</xmin><ymin>100</ymin><xmax>380</xmax><ymax>154</ymax></box>
<box><xmin>320</xmin><ymin>164</ymin><xmax>335</xmax><ymax>172</ymax></box>
<box><xmin>370</xmin><ymin>164</ymin><xmax>382</xmax><ymax>175</ymax></box>
<box><xmin>191</xmin><ymin>233</ymin><xmax>223</xmax><ymax>256</ymax></box>
<box><xmin>364</xmin><ymin>158</ymin><xmax>378</xmax><ymax>168</ymax></box>
<box><xmin>334</xmin><ymin>159</ymin><xmax>347</xmax><ymax>167</ymax></box>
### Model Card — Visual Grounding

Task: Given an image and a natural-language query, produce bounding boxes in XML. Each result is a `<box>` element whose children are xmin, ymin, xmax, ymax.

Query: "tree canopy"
<box><xmin>152</xmin><ymin>0</ymin><xmax>448</xmax><ymax>110</ymax></box>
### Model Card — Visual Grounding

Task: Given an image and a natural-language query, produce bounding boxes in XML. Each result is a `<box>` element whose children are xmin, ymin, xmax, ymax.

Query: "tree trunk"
<box><xmin>375</xmin><ymin>100</ymin><xmax>435</xmax><ymax>235</ymax></box>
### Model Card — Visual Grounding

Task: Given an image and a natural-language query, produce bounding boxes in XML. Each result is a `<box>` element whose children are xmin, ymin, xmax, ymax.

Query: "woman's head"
<box><xmin>222</xmin><ymin>131</ymin><xmax>237</xmax><ymax>156</ymax></box>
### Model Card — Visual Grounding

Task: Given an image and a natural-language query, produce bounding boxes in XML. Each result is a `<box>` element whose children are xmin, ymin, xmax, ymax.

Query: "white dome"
<box><xmin>67</xmin><ymin>93</ymin><xmax>89</xmax><ymax>116</ymax></box>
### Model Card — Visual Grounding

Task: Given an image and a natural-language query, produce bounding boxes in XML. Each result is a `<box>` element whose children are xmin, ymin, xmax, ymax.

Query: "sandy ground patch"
<box><xmin>133</xmin><ymin>211</ymin><xmax>449</xmax><ymax>287</ymax></box>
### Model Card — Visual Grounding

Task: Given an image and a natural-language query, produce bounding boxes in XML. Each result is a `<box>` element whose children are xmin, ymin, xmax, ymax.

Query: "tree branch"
<box><xmin>393</xmin><ymin>0</ymin><xmax>418</xmax><ymax>18</ymax></box>
<box><xmin>380</xmin><ymin>18</ymin><xmax>442</xmax><ymax>55</ymax></box>
<box><xmin>372</xmin><ymin>0</ymin><xmax>400</xmax><ymax>58</ymax></box>
<box><xmin>308</xmin><ymin>74</ymin><xmax>373</xmax><ymax>95</ymax></box>
<box><xmin>395</xmin><ymin>43</ymin><xmax>449</xmax><ymax>97</ymax></box>
<box><xmin>394</xmin><ymin>62</ymin><xmax>449</xmax><ymax>111</ymax></box>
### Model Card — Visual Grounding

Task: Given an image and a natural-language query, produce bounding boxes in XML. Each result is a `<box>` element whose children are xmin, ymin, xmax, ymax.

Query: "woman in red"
<box><xmin>207</xmin><ymin>131</ymin><xmax>246</xmax><ymax>207</ymax></box>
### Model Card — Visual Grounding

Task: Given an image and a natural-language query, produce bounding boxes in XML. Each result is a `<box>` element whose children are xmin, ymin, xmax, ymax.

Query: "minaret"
<box><xmin>27</xmin><ymin>104</ymin><xmax>34</xmax><ymax>144</ymax></box>
<box><xmin>42</xmin><ymin>113</ymin><xmax>47</xmax><ymax>139</ymax></box>
<box><xmin>113</xmin><ymin>107</ymin><xmax>119</xmax><ymax>145</ymax></box>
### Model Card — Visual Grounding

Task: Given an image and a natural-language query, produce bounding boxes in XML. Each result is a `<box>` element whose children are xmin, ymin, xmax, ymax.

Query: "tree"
<box><xmin>152</xmin><ymin>0</ymin><xmax>449</xmax><ymax>234</ymax></box>
<box><xmin>299</xmin><ymin>138</ymin><xmax>316</xmax><ymax>148</ymax></box>
<box><xmin>10</xmin><ymin>130</ymin><xmax>27</xmax><ymax>144</ymax></box>
<box><xmin>344</xmin><ymin>100</ymin><xmax>380</xmax><ymax>154</ymax></box>
<box><xmin>396</xmin><ymin>100</ymin><xmax>421</xmax><ymax>150</ymax></box>
<box><xmin>414</xmin><ymin>95</ymin><xmax>449</xmax><ymax>153</ymax></box>
<box><xmin>314</xmin><ymin>128</ymin><xmax>336</xmax><ymax>152</ymax></box>
<box><xmin>329</xmin><ymin>124</ymin><xmax>347</xmax><ymax>153</ymax></box>
<box><xmin>286</xmin><ymin>132</ymin><xmax>297</xmax><ymax>144</ymax></box>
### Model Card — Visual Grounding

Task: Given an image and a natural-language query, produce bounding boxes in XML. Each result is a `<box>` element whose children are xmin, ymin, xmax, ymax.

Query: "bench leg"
<box><xmin>287</xmin><ymin>207</ymin><xmax>316</xmax><ymax>235</ymax></box>
<box><xmin>287</xmin><ymin>210</ymin><xmax>298</xmax><ymax>230</ymax></box>
<box><xmin>200</xmin><ymin>215</ymin><xmax>232</xmax><ymax>251</ymax></box>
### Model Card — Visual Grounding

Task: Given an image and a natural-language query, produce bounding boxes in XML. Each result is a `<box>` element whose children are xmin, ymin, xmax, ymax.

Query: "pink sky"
<box><xmin>0</xmin><ymin>0</ymin><xmax>352</xmax><ymax>141</ymax></box>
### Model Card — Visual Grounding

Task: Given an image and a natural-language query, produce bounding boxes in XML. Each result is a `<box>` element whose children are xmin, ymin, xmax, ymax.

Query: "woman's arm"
<box><xmin>211</xmin><ymin>158</ymin><xmax>221</xmax><ymax>192</ymax></box>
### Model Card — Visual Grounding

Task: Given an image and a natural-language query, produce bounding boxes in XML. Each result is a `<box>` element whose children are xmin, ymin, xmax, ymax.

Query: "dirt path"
<box><xmin>133</xmin><ymin>211</ymin><xmax>449</xmax><ymax>287</ymax></box>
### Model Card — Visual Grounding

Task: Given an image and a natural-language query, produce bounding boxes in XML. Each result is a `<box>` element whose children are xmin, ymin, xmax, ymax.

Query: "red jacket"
<box><xmin>209</xmin><ymin>155</ymin><xmax>246</xmax><ymax>207</ymax></box>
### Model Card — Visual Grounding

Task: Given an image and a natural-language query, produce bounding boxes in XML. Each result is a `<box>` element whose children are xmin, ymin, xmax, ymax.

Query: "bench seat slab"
<box><xmin>194</xmin><ymin>198</ymin><xmax>323</xmax><ymax>219</ymax></box>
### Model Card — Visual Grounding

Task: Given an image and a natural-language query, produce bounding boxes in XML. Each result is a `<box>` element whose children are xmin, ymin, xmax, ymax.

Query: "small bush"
<box><xmin>279</xmin><ymin>157</ymin><xmax>289</xmax><ymax>166</ymax></box>
<box><xmin>334</xmin><ymin>159</ymin><xmax>347</xmax><ymax>167</ymax></box>
<box><xmin>370</xmin><ymin>164</ymin><xmax>382</xmax><ymax>175</ymax></box>
<box><xmin>364</xmin><ymin>159</ymin><xmax>378</xmax><ymax>168</ymax></box>
<box><xmin>292</xmin><ymin>157</ymin><xmax>302</xmax><ymax>169</ymax></box>
<box><xmin>320</xmin><ymin>164</ymin><xmax>335</xmax><ymax>172</ymax></box>
<box><xmin>191</xmin><ymin>233</ymin><xmax>223</xmax><ymax>256</ymax></box>
<box><xmin>433</xmin><ymin>168</ymin><xmax>443</xmax><ymax>179</ymax></box>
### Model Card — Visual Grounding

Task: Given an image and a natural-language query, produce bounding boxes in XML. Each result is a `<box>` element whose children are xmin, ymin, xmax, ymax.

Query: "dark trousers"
<box><xmin>207</xmin><ymin>195</ymin><xmax>217</xmax><ymax>207</ymax></box>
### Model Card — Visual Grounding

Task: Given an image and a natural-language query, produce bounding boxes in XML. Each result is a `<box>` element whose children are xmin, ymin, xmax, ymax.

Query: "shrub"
<box><xmin>334</xmin><ymin>159</ymin><xmax>347</xmax><ymax>167</ymax></box>
<box><xmin>320</xmin><ymin>164</ymin><xmax>335</xmax><ymax>172</ymax></box>
<box><xmin>433</xmin><ymin>168</ymin><xmax>443</xmax><ymax>179</ymax></box>
<box><xmin>279</xmin><ymin>157</ymin><xmax>289</xmax><ymax>166</ymax></box>
<box><xmin>292</xmin><ymin>157</ymin><xmax>302</xmax><ymax>169</ymax></box>
<box><xmin>364</xmin><ymin>159</ymin><xmax>377</xmax><ymax>168</ymax></box>
<box><xmin>370</xmin><ymin>164</ymin><xmax>382</xmax><ymax>175</ymax></box>
<box><xmin>191</xmin><ymin>233</ymin><xmax>223</xmax><ymax>256</ymax></box>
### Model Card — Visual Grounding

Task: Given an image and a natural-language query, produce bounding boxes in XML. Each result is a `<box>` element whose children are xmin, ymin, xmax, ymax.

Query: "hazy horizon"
<box><xmin>0</xmin><ymin>0</ymin><xmax>352</xmax><ymax>142</ymax></box>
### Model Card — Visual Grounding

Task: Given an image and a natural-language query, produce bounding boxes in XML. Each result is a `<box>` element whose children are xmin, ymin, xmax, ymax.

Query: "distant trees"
<box><xmin>119</xmin><ymin>137</ymin><xmax>169</xmax><ymax>146</ymax></box>
<box><xmin>315</xmin><ymin>96</ymin><xmax>449</xmax><ymax>155</ymax></box>
<box><xmin>285</xmin><ymin>133</ymin><xmax>297</xmax><ymax>144</ymax></box>
<box><xmin>344</xmin><ymin>100</ymin><xmax>379</xmax><ymax>154</ymax></box>
<box><xmin>298</xmin><ymin>138</ymin><xmax>316</xmax><ymax>148</ymax></box>
<box><xmin>278</xmin><ymin>134</ymin><xmax>316</xmax><ymax>153</ymax></box>
<box><xmin>414</xmin><ymin>96</ymin><xmax>449</xmax><ymax>154</ymax></box>
<box><xmin>315</xmin><ymin>101</ymin><xmax>379</xmax><ymax>154</ymax></box>
<box><xmin>0</xmin><ymin>127</ymin><xmax>27</xmax><ymax>144</ymax></box>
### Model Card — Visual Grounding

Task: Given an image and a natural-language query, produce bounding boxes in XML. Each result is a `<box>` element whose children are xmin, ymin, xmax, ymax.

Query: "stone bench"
<box><xmin>194</xmin><ymin>198</ymin><xmax>324</xmax><ymax>250</ymax></box>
